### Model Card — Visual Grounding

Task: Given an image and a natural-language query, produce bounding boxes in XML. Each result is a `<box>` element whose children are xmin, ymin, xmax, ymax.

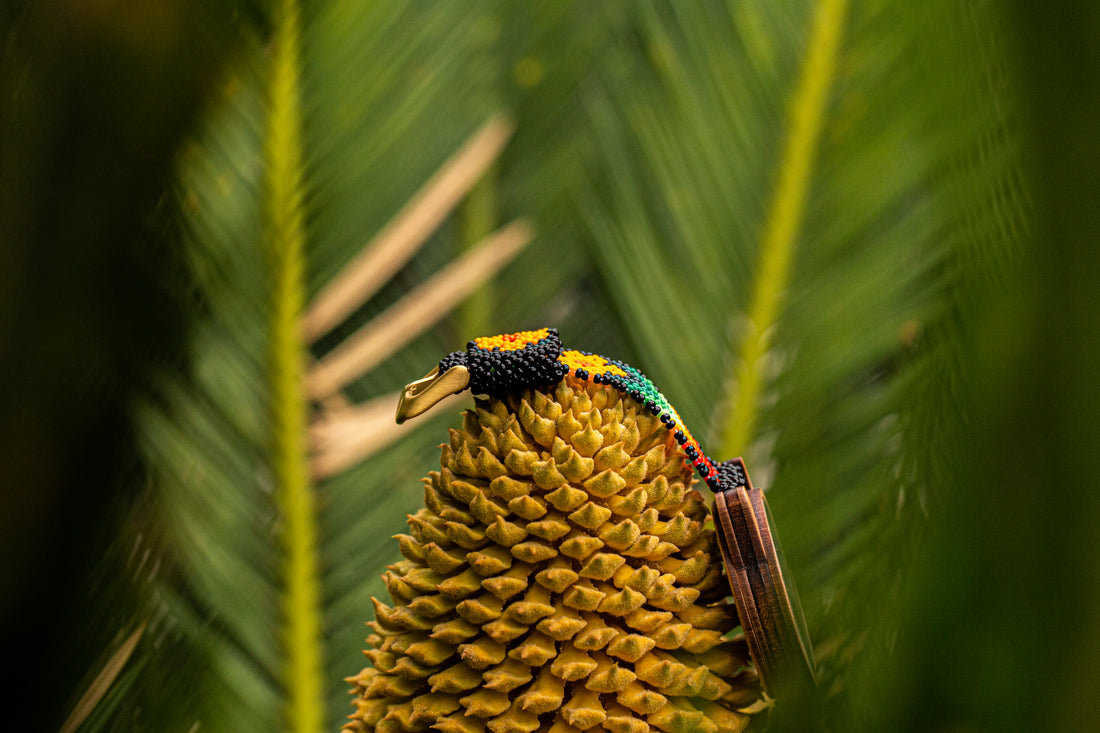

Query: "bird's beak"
<box><xmin>395</xmin><ymin>365</ymin><xmax>471</xmax><ymax>424</ymax></box>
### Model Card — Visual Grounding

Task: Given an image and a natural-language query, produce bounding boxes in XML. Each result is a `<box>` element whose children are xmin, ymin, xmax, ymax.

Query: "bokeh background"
<box><xmin>2</xmin><ymin>0</ymin><xmax>1099</xmax><ymax>731</ymax></box>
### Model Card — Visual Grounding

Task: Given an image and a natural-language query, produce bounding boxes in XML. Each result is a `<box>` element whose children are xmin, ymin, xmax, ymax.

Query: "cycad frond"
<box><xmin>113</xmin><ymin>7</ymin><xmax>534</xmax><ymax>733</ymax></box>
<box><xmin>86</xmin><ymin>3</ymin><xmax>628</xmax><ymax>731</ymax></box>
<box><xmin>576</xmin><ymin>0</ymin><xmax>1026</xmax><ymax>723</ymax></box>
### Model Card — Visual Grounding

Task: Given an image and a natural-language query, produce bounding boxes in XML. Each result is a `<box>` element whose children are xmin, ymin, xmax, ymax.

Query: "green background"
<box><xmin>2</xmin><ymin>1</ymin><xmax>1098</xmax><ymax>731</ymax></box>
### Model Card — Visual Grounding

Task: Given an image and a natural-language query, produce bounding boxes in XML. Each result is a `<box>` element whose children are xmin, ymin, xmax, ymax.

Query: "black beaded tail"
<box><xmin>708</xmin><ymin>457</ymin><xmax>750</xmax><ymax>494</ymax></box>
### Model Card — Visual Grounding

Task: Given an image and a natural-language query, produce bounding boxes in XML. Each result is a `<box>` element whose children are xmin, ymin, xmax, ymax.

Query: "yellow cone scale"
<box><xmin>346</xmin><ymin>379</ymin><xmax>764</xmax><ymax>732</ymax></box>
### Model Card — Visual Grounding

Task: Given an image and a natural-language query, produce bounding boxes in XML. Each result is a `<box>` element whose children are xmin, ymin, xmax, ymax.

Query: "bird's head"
<box><xmin>395</xmin><ymin>327</ymin><xmax>566</xmax><ymax>423</ymax></box>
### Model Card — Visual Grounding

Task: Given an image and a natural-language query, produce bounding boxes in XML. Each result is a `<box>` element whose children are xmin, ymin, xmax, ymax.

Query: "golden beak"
<box><xmin>395</xmin><ymin>365</ymin><xmax>471</xmax><ymax>424</ymax></box>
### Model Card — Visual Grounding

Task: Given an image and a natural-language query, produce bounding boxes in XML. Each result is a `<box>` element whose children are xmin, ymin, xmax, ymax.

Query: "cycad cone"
<box><xmin>346</xmin><ymin>379</ymin><xmax>765</xmax><ymax>733</ymax></box>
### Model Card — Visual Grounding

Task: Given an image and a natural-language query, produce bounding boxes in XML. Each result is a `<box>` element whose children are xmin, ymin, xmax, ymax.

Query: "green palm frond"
<box><xmin>147</xmin><ymin>31</ymin><xmax>524</xmax><ymax>733</ymax></box>
<box><xmin>576</xmin><ymin>0</ymin><xmax>1025</xmax><ymax>724</ymax></box>
<box><xmin>76</xmin><ymin>3</ymin><xmax>621</xmax><ymax>732</ymax></box>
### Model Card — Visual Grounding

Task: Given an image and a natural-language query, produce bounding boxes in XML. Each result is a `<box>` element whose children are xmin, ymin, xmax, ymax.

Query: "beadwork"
<box><xmin>433</xmin><ymin>328</ymin><xmax>746</xmax><ymax>495</ymax></box>
<box><xmin>391</xmin><ymin>327</ymin><xmax>818</xmax><ymax>700</ymax></box>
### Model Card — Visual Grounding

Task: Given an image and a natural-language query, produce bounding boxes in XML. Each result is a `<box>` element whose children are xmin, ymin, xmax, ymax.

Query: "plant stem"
<box><xmin>265</xmin><ymin>0</ymin><xmax>324</xmax><ymax>730</ymax></box>
<box><xmin>720</xmin><ymin>0</ymin><xmax>849</xmax><ymax>459</ymax></box>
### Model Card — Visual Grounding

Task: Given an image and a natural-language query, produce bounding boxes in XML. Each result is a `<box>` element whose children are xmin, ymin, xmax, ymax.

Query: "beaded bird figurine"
<box><xmin>346</xmin><ymin>328</ymin><xmax>814</xmax><ymax>733</ymax></box>
<box><xmin>400</xmin><ymin>329</ymin><xmax>735</xmax><ymax>493</ymax></box>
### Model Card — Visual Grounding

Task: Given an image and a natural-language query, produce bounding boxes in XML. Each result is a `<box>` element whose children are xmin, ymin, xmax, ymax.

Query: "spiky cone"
<box><xmin>346</xmin><ymin>379</ymin><xmax>766</xmax><ymax>733</ymax></box>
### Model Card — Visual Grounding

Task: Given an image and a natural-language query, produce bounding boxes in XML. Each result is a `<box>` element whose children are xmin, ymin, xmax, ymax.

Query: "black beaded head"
<box><xmin>439</xmin><ymin>327</ymin><xmax>567</xmax><ymax>397</ymax></box>
<box><xmin>397</xmin><ymin>328</ymin><xmax>565</xmax><ymax>423</ymax></box>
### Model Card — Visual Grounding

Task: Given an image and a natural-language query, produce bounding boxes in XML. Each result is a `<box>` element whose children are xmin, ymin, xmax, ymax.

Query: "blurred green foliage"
<box><xmin>1</xmin><ymin>0</ymin><xmax>1098</xmax><ymax>731</ymax></box>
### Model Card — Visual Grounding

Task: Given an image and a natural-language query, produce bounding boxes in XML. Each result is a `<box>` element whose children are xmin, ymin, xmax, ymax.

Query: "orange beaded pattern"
<box><xmin>473</xmin><ymin>329</ymin><xmax>555</xmax><ymax>352</ymax></box>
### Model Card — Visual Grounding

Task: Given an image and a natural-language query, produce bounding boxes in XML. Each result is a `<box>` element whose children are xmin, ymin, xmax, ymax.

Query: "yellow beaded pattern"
<box><xmin>473</xmin><ymin>329</ymin><xmax>554</xmax><ymax>352</ymax></box>
<box><xmin>558</xmin><ymin>351</ymin><xmax>629</xmax><ymax>380</ymax></box>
